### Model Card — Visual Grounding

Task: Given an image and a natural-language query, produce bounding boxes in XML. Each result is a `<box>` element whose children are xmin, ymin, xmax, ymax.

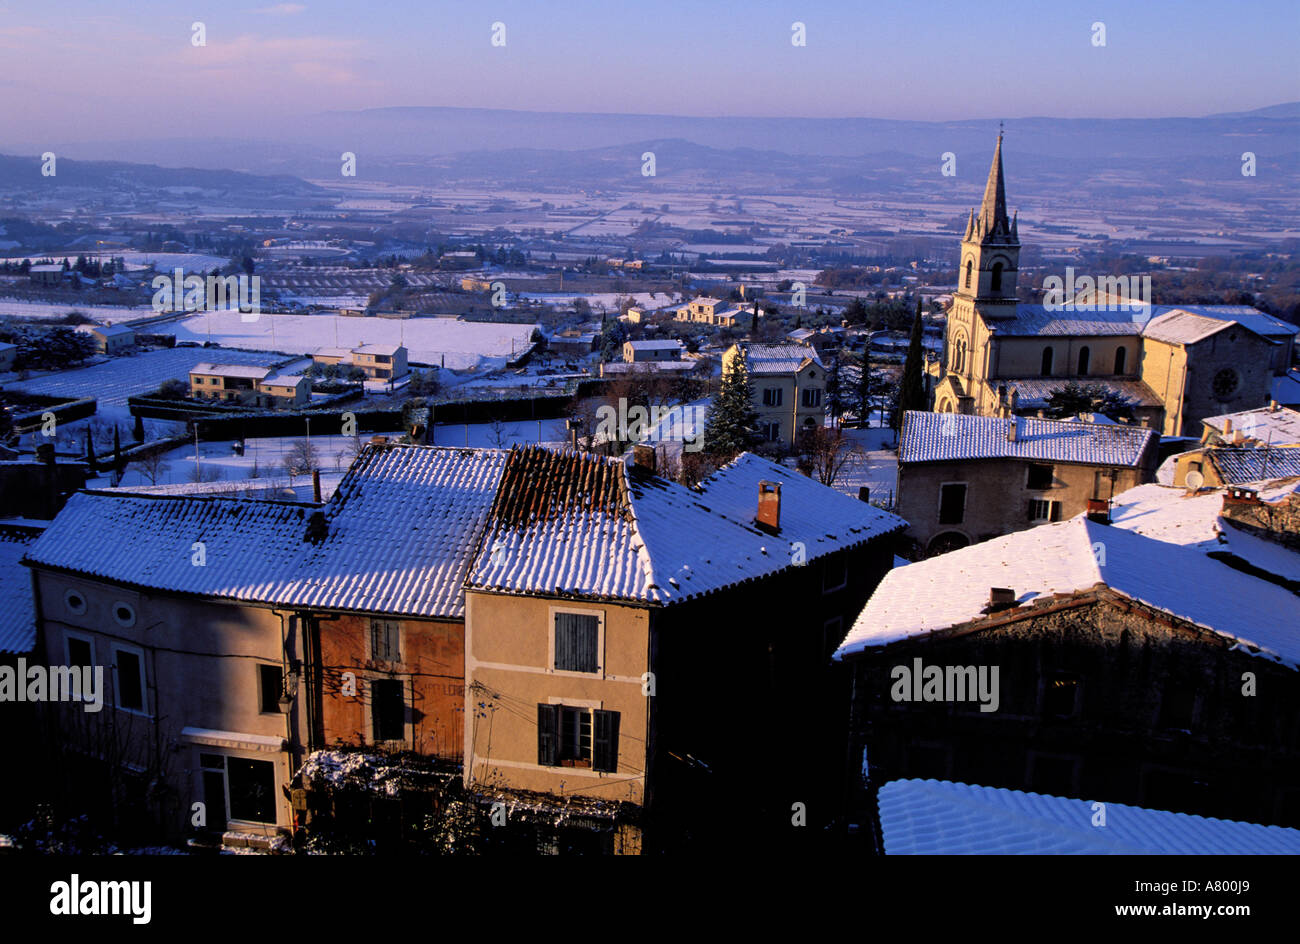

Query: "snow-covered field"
<box><xmin>0</xmin><ymin>298</ymin><xmax>157</xmax><ymax>322</ymax></box>
<box><xmin>5</xmin><ymin>348</ymin><xmax>291</xmax><ymax>410</ymax></box>
<box><xmin>832</xmin><ymin>425</ymin><xmax>900</xmax><ymax>506</ymax></box>
<box><xmin>168</xmin><ymin>311</ymin><xmax>537</xmax><ymax>370</ymax></box>
<box><xmin>0</xmin><ymin>252</ymin><xmax>229</xmax><ymax>272</ymax></box>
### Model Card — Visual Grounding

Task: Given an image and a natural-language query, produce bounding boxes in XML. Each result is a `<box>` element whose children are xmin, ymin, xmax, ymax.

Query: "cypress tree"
<box><xmin>895</xmin><ymin>298</ymin><xmax>927</xmax><ymax>429</ymax></box>
<box><xmin>84</xmin><ymin>427</ymin><xmax>98</xmax><ymax>474</ymax></box>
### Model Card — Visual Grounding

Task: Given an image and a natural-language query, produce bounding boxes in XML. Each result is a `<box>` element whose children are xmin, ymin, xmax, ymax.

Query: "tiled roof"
<box><xmin>1202</xmin><ymin>406</ymin><xmax>1300</xmax><ymax>446</ymax></box>
<box><xmin>25</xmin><ymin>446</ymin><xmax>508</xmax><ymax>620</ymax></box>
<box><xmin>88</xmin><ymin>323</ymin><xmax>135</xmax><ymax>337</ymax></box>
<box><xmin>878</xmin><ymin>779</ymin><xmax>1300</xmax><ymax>855</ymax></box>
<box><xmin>1153</xmin><ymin>305</ymin><xmax>1299</xmax><ymax>339</ymax></box>
<box><xmin>984</xmin><ymin>305</ymin><xmax>1145</xmax><ymax>337</ymax></box>
<box><xmin>835</xmin><ymin>517</ymin><xmax>1300</xmax><ymax>669</ymax></box>
<box><xmin>1142</xmin><ymin>309</ymin><xmax>1241</xmax><ymax>345</ymax></box>
<box><xmin>277</xmin><ymin>445</ymin><xmax>506</xmax><ymax>619</ymax></box>
<box><xmin>1273</xmin><ymin>370</ymin><xmax>1300</xmax><ymax>405</ymax></box>
<box><xmin>467</xmin><ymin>446</ymin><xmax>905</xmax><ymax>606</ymax></box>
<box><xmin>735</xmin><ymin>342</ymin><xmax>823</xmax><ymax>374</ymax></box>
<box><xmin>899</xmin><ymin>411</ymin><xmax>1156</xmax><ymax>467</ymax></box>
<box><xmin>0</xmin><ymin>527</ymin><xmax>41</xmax><ymax>653</ymax></box>
<box><xmin>1205</xmin><ymin>446</ymin><xmax>1300</xmax><ymax>485</ymax></box>
<box><xmin>1000</xmin><ymin>377</ymin><xmax>1162</xmax><ymax>409</ymax></box>
<box><xmin>979</xmin><ymin>303</ymin><xmax>1295</xmax><ymax>342</ymax></box>
<box><xmin>190</xmin><ymin>363</ymin><xmax>272</xmax><ymax>379</ymax></box>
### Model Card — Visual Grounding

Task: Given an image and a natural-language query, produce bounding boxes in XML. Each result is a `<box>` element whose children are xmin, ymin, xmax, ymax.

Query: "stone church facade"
<box><xmin>932</xmin><ymin>136</ymin><xmax>1293</xmax><ymax>437</ymax></box>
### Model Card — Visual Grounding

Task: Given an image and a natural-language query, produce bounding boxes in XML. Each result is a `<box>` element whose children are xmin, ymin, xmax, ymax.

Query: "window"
<box><xmin>822</xmin><ymin>556</ymin><xmax>848</xmax><ymax>593</ymax></box>
<box><xmin>112</xmin><ymin>645</ymin><xmax>146</xmax><ymax>714</ymax></box>
<box><xmin>1040</xmin><ymin>346</ymin><xmax>1054</xmax><ymax>377</ymax></box>
<box><xmin>964</xmin><ymin>260</ymin><xmax>972</xmax><ymax>289</ymax></box>
<box><xmin>554</xmin><ymin>611</ymin><xmax>600</xmax><ymax>673</ymax></box>
<box><xmin>761</xmin><ymin>421</ymin><xmax>781</xmax><ymax>442</ymax></box>
<box><xmin>538</xmin><ymin>705</ymin><xmax>619</xmax><ymax>773</ymax></box>
<box><xmin>1212</xmin><ymin>368</ymin><xmax>1240</xmax><ymax>399</ymax></box>
<box><xmin>1043</xmin><ymin>673</ymin><xmax>1081</xmax><ymax>718</ymax></box>
<box><xmin>801</xmin><ymin>388</ymin><xmax>822</xmax><ymax>408</ymax></box>
<box><xmin>1114</xmin><ymin>346</ymin><xmax>1127</xmax><ymax>375</ymax></box>
<box><xmin>1028</xmin><ymin>499</ymin><xmax>1061</xmax><ymax>523</ymax></box>
<box><xmin>1077</xmin><ymin>345</ymin><xmax>1090</xmax><ymax>376</ymax></box>
<box><xmin>991</xmin><ymin>261</ymin><xmax>1003</xmax><ymax>292</ymax></box>
<box><xmin>65</xmin><ymin>632</ymin><xmax>93</xmax><ymax>667</ymax></box>
<box><xmin>226</xmin><ymin>757</ymin><xmax>277</xmax><ymax>824</ymax></box>
<box><xmin>371</xmin><ymin>678</ymin><xmax>406</xmax><ymax>742</ymax></box>
<box><xmin>199</xmin><ymin>753</ymin><xmax>229</xmax><ymax>832</ymax></box>
<box><xmin>762</xmin><ymin>387</ymin><xmax>783</xmax><ymax>407</ymax></box>
<box><xmin>112</xmin><ymin>601</ymin><xmax>136</xmax><ymax>627</ymax></box>
<box><xmin>370</xmin><ymin>620</ymin><xmax>401</xmax><ymax>662</ymax></box>
<box><xmin>64</xmin><ymin>589</ymin><xmax>87</xmax><ymax>616</ymax></box>
<box><xmin>938</xmin><ymin>483</ymin><xmax>967</xmax><ymax>525</ymax></box>
<box><xmin>258</xmin><ymin>663</ymin><xmax>283</xmax><ymax>714</ymax></box>
<box><xmin>1026</xmin><ymin>463</ymin><xmax>1054</xmax><ymax>490</ymax></box>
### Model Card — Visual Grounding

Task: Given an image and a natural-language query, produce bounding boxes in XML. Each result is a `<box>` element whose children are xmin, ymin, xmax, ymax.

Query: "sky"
<box><xmin>1</xmin><ymin>0</ymin><xmax>1297</xmax><ymax>148</ymax></box>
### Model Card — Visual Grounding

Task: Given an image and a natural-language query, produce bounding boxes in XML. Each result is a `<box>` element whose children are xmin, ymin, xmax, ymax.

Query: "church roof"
<box><xmin>1000</xmin><ymin>377</ymin><xmax>1163</xmax><ymax>409</ymax></box>
<box><xmin>978</xmin><ymin>132</ymin><xmax>1009</xmax><ymax>235</ymax></box>
<box><xmin>983</xmin><ymin>305</ymin><xmax>1145</xmax><ymax>337</ymax></box>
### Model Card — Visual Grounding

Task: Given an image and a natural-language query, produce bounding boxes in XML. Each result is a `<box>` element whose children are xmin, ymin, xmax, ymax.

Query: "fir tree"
<box><xmin>705</xmin><ymin>347</ymin><xmax>759</xmax><ymax>459</ymax></box>
<box><xmin>895</xmin><ymin>298</ymin><xmax>926</xmax><ymax>429</ymax></box>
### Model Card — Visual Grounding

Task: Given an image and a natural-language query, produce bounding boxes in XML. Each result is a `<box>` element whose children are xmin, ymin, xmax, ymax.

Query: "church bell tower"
<box><xmin>955</xmin><ymin>132</ymin><xmax>1020</xmax><ymax>320</ymax></box>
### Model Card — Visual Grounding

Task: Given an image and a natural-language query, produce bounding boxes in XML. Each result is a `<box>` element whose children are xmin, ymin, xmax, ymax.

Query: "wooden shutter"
<box><xmin>1027</xmin><ymin>500</ymin><xmax>1036</xmax><ymax>522</ymax></box>
<box><xmin>537</xmin><ymin>704</ymin><xmax>559</xmax><ymax>766</ymax></box>
<box><xmin>593</xmin><ymin>709</ymin><xmax>620</xmax><ymax>773</ymax></box>
<box><xmin>1049</xmin><ymin>501</ymin><xmax>1062</xmax><ymax>522</ymax></box>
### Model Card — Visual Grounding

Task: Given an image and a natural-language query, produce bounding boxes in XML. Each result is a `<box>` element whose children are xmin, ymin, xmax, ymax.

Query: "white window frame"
<box><xmin>64</xmin><ymin>629</ymin><xmax>95</xmax><ymax>667</ymax></box>
<box><xmin>801</xmin><ymin>387</ymin><xmax>823</xmax><ymax>408</ymax></box>
<box><xmin>762</xmin><ymin>387</ymin><xmax>783</xmax><ymax>407</ymax></box>
<box><xmin>761</xmin><ymin>421</ymin><xmax>781</xmax><ymax>442</ymax></box>
<box><xmin>110</xmin><ymin>642</ymin><xmax>150</xmax><ymax>717</ymax></box>
<box><xmin>548</xmin><ymin>605</ymin><xmax>606</xmax><ymax>678</ymax></box>
<box><xmin>1029</xmin><ymin>499</ymin><xmax>1060</xmax><ymax>523</ymax></box>
<box><xmin>197</xmin><ymin>749</ymin><xmax>282</xmax><ymax>829</ymax></box>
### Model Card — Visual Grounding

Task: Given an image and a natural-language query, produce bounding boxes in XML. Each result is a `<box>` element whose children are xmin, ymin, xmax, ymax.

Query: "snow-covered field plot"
<box><xmin>169</xmin><ymin>311</ymin><xmax>537</xmax><ymax>370</ymax></box>
<box><xmin>517</xmin><ymin>291</ymin><xmax>665</xmax><ymax>310</ymax></box>
<box><xmin>427</xmin><ymin>417</ymin><xmax>570</xmax><ymax>450</ymax></box>
<box><xmin>0</xmin><ymin>252</ymin><xmax>229</xmax><ymax>273</ymax></box>
<box><xmin>5</xmin><ymin>347</ymin><xmax>288</xmax><ymax>410</ymax></box>
<box><xmin>0</xmin><ymin>298</ymin><xmax>157</xmax><ymax>323</ymax></box>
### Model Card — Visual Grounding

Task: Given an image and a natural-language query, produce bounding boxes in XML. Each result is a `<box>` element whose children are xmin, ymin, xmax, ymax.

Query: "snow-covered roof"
<box><xmin>900</xmin><ymin>411</ymin><xmax>1156</xmax><ymax>467</ymax></box>
<box><xmin>1205</xmin><ymin>445</ymin><xmax>1300</xmax><ymax>485</ymax></box>
<box><xmin>467</xmin><ymin>447</ymin><xmax>905</xmax><ymax>606</ymax></box>
<box><xmin>0</xmin><ymin>528</ymin><xmax>40</xmax><ymax>653</ymax></box>
<box><xmin>1142</xmin><ymin>308</ymin><xmax>1260</xmax><ymax>346</ymax></box>
<box><xmin>687</xmin><ymin>296</ymin><xmax>724</xmax><ymax>307</ymax></box>
<box><xmin>1000</xmin><ymin>376</ymin><xmax>1162</xmax><ymax>409</ymax></box>
<box><xmin>89</xmin><ymin>323</ymin><xmax>135</xmax><ymax>337</ymax></box>
<box><xmin>261</xmin><ymin>374</ymin><xmax>307</xmax><ymax>388</ymax></box>
<box><xmin>835</xmin><ymin>516</ymin><xmax>1300</xmax><ymax>669</ymax></box>
<box><xmin>1152</xmin><ymin>305</ymin><xmax>1298</xmax><ymax>340</ymax></box>
<box><xmin>1107</xmin><ymin>482</ymin><xmax>1300</xmax><ymax>583</ymax></box>
<box><xmin>626</xmin><ymin>340</ymin><xmax>682</xmax><ymax>351</ymax></box>
<box><xmin>985</xmin><ymin>305</ymin><xmax>1144</xmax><ymax>337</ymax></box>
<box><xmin>313</xmin><ymin>347</ymin><xmax>352</xmax><ymax>359</ymax></box>
<box><xmin>190</xmin><ymin>362</ymin><xmax>273</xmax><ymax>379</ymax></box>
<box><xmin>1202</xmin><ymin>406</ymin><xmax>1300</xmax><ymax>445</ymax></box>
<box><xmin>981</xmin><ymin>304</ymin><xmax>1295</xmax><ymax>342</ymax></box>
<box><xmin>25</xmin><ymin>446</ymin><xmax>509</xmax><ymax>620</ymax></box>
<box><xmin>736</xmin><ymin>342</ymin><xmax>823</xmax><ymax>374</ymax></box>
<box><xmin>1273</xmin><ymin>369</ymin><xmax>1300</xmax><ymax>406</ymax></box>
<box><xmin>353</xmin><ymin>343</ymin><xmax>403</xmax><ymax>356</ymax></box>
<box><xmin>878</xmin><ymin>779</ymin><xmax>1300</xmax><ymax>854</ymax></box>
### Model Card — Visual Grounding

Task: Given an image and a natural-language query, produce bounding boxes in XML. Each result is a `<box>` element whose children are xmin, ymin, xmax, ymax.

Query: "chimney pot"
<box><xmin>1223</xmin><ymin>418</ymin><xmax>1233</xmax><ymax>435</ymax></box>
<box><xmin>304</xmin><ymin>510</ymin><xmax>328</xmax><ymax>543</ymax></box>
<box><xmin>989</xmin><ymin>587</ymin><xmax>1017</xmax><ymax>610</ymax></box>
<box><xmin>632</xmin><ymin>442</ymin><xmax>657</xmax><ymax>475</ymax></box>
<box><xmin>755</xmin><ymin>480</ymin><xmax>781</xmax><ymax>534</ymax></box>
<box><xmin>1006</xmin><ymin>419</ymin><xmax>1017</xmax><ymax>442</ymax></box>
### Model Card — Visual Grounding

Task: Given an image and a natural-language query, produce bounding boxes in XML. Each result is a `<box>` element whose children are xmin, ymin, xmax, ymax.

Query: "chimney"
<box><xmin>1006</xmin><ymin>418</ymin><xmax>1017</xmax><ymax>442</ymax></box>
<box><xmin>858</xmin><ymin>486</ymin><xmax>871</xmax><ymax>503</ymax></box>
<box><xmin>1223</xmin><ymin>417</ymin><xmax>1233</xmax><ymax>436</ymax></box>
<box><xmin>988</xmin><ymin>587</ymin><xmax>1017</xmax><ymax>611</ymax></box>
<box><xmin>304</xmin><ymin>510</ymin><xmax>328</xmax><ymax>543</ymax></box>
<box><xmin>1270</xmin><ymin>400</ymin><xmax>1280</xmax><ymax>413</ymax></box>
<box><xmin>312</xmin><ymin>469</ymin><xmax>322</xmax><ymax>503</ymax></box>
<box><xmin>1085</xmin><ymin>498</ymin><xmax>1111</xmax><ymax>524</ymax></box>
<box><xmin>36</xmin><ymin>442</ymin><xmax>55</xmax><ymax>465</ymax></box>
<box><xmin>755</xmin><ymin>481</ymin><xmax>781</xmax><ymax>534</ymax></box>
<box><xmin>632</xmin><ymin>442</ymin><xmax>657</xmax><ymax>475</ymax></box>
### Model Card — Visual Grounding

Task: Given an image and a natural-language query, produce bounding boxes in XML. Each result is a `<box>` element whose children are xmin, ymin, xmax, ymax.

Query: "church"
<box><xmin>931</xmin><ymin>135</ymin><xmax>1297</xmax><ymax>437</ymax></box>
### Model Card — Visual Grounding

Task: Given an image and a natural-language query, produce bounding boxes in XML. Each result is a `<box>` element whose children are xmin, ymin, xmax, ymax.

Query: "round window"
<box><xmin>1212</xmin><ymin>368</ymin><xmax>1240</xmax><ymax>399</ymax></box>
<box><xmin>64</xmin><ymin>589</ymin><xmax>87</xmax><ymax>616</ymax></box>
<box><xmin>112</xmin><ymin>602</ymin><xmax>136</xmax><ymax>627</ymax></box>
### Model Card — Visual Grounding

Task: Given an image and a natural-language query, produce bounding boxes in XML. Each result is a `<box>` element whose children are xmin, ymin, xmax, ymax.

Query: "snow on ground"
<box><xmin>5</xmin><ymin>348</ymin><xmax>292</xmax><ymax>411</ymax></box>
<box><xmin>168</xmin><ymin>310</ymin><xmax>537</xmax><ymax>370</ymax></box>
<box><xmin>833</xmin><ymin>423</ymin><xmax>899</xmax><ymax>506</ymax></box>
<box><xmin>0</xmin><ymin>298</ymin><xmax>157</xmax><ymax>323</ymax></box>
<box><xmin>426</xmin><ymin>417</ymin><xmax>569</xmax><ymax>450</ymax></box>
<box><xmin>1</xmin><ymin>252</ymin><xmax>230</xmax><ymax>272</ymax></box>
<box><xmin>516</xmin><ymin>292</ymin><xmax>666</xmax><ymax>310</ymax></box>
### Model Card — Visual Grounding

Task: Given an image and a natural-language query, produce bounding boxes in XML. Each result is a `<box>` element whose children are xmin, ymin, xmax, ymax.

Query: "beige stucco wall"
<box><xmin>463</xmin><ymin>590</ymin><xmax>650</xmax><ymax>806</ymax></box>
<box><xmin>32</xmin><ymin>569</ymin><xmax>301</xmax><ymax>837</ymax></box>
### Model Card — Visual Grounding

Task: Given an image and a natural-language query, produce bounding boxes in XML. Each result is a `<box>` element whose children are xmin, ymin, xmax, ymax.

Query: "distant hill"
<box><xmin>1207</xmin><ymin>102</ymin><xmax>1300</xmax><ymax>119</ymax></box>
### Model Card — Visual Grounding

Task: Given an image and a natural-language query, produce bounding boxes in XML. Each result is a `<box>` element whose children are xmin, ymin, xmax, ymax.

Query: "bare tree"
<box><xmin>283</xmin><ymin>439</ymin><xmax>318</xmax><ymax>477</ymax></box>
<box><xmin>796</xmin><ymin>426</ymin><xmax>863</xmax><ymax>487</ymax></box>
<box><xmin>130</xmin><ymin>451</ymin><xmax>171</xmax><ymax>485</ymax></box>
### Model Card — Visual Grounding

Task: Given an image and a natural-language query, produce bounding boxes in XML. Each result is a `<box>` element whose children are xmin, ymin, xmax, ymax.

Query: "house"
<box><xmin>876</xmin><ymin>779</ymin><xmax>1300</xmax><ymax>854</ymax></box>
<box><xmin>721</xmin><ymin>341</ymin><xmax>826</xmax><ymax>447</ymax></box>
<box><xmin>259</xmin><ymin>374</ymin><xmax>310</xmax><ymax>408</ymax></box>
<box><xmin>462</xmin><ymin>445</ymin><xmax>906</xmax><ymax>852</ymax></box>
<box><xmin>78</xmin><ymin>323</ymin><xmax>135</xmax><ymax>354</ymax></box>
<box><xmin>1166</xmin><ymin>404</ymin><xmax>1300</xmax><ymax>486</ymax></box>
<box><xmin>834</xmin><ymin>513</ymin><xmax>1300</xmax><ymax>836</ymax></box>
<box><xmin>189</xmin><ymin>363</ymin><xmax>273</xmax><ymax>403</ymax></box>
<box><xmin>29</xmin><ymin>264</ymin><xmax>63</xmax><ymax>286</ymax></box>
<box><xmin>674</xmin><ymin>296</ymin><xmax>745</xmax><ymax>327</ymax></box>
<box><xmin>21</xmin><ymin>444</ymin><xmax>509</xmax><ymax>848</ymax></box>
<box><xmin>351</xmin><ymin>344</ymin><xmax>409</xmax><ymax>381</ymax></box>
<box><xmin>931</xmin><ymin>135</ymin><xmax>1293</xmax><ymax>437</ymax></box>
<box><xmin>548</xmin><ymin>332</ymin><xmax>598</xmax><ymax>357</ymax></box>
<box><xmin>622</xmin><ymin>339</ymin><xmax>683</xmax><ymax>363</ymax></box>
<box><xmin>896</xmin><ymin>410</ymin><xmax>1159</xmax><ymax>555</ymax></box>
<box><xmin>0</xmin><ymin>341</ymin><xmax>16</xmax><ymax>372</ymax></box>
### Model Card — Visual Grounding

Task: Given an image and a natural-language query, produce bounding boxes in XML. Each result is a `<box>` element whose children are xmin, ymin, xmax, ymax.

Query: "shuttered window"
<box><xmin>554</xmin><ymin>612</ymin><xmax>599</xmax><ymax>673</ymax></box>
<box><xmin>537</xmin><ymin>705</ymin><xmax>619</xmax><ymax>773</ymax></box>
<box><xmin>593</xmin><ymin>709</ymin><xmax>620</xmax><ymax>773</ymax></box>
<box><xmin>371</xmin><ymin>620</ymin><xmax>400</xmax><ymax>662</ymax></box>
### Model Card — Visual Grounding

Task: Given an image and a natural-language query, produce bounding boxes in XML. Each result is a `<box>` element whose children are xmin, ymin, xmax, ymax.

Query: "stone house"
<box><xmin>721</xmin><ymin>341</ymin><xmax>826</xmax><ymax>447</ymax></box>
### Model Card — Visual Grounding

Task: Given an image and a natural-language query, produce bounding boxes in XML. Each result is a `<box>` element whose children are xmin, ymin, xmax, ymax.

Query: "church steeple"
<box><xmin>976</xmin><ymin>131</ymin><xmax>1012</xmax><ymax>239</ymax></box>
<box><xmin>954</xmin><ymin>131</ymin><xmax>1020</xmax><ymax>319</ymax></box>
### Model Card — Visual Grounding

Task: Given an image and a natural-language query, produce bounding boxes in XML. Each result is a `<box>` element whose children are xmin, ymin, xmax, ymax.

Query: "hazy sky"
<box><xmin>2</xmin><ymin>0</ymin><xmax>1297</xmax><ymax>146</ymax></box>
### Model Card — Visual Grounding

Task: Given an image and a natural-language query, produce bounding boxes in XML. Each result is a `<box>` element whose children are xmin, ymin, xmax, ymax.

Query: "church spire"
<box><xmin>978</xmin><ymin>131</ymin><xmax>1010</xmax><ymax>237</ymax></box>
